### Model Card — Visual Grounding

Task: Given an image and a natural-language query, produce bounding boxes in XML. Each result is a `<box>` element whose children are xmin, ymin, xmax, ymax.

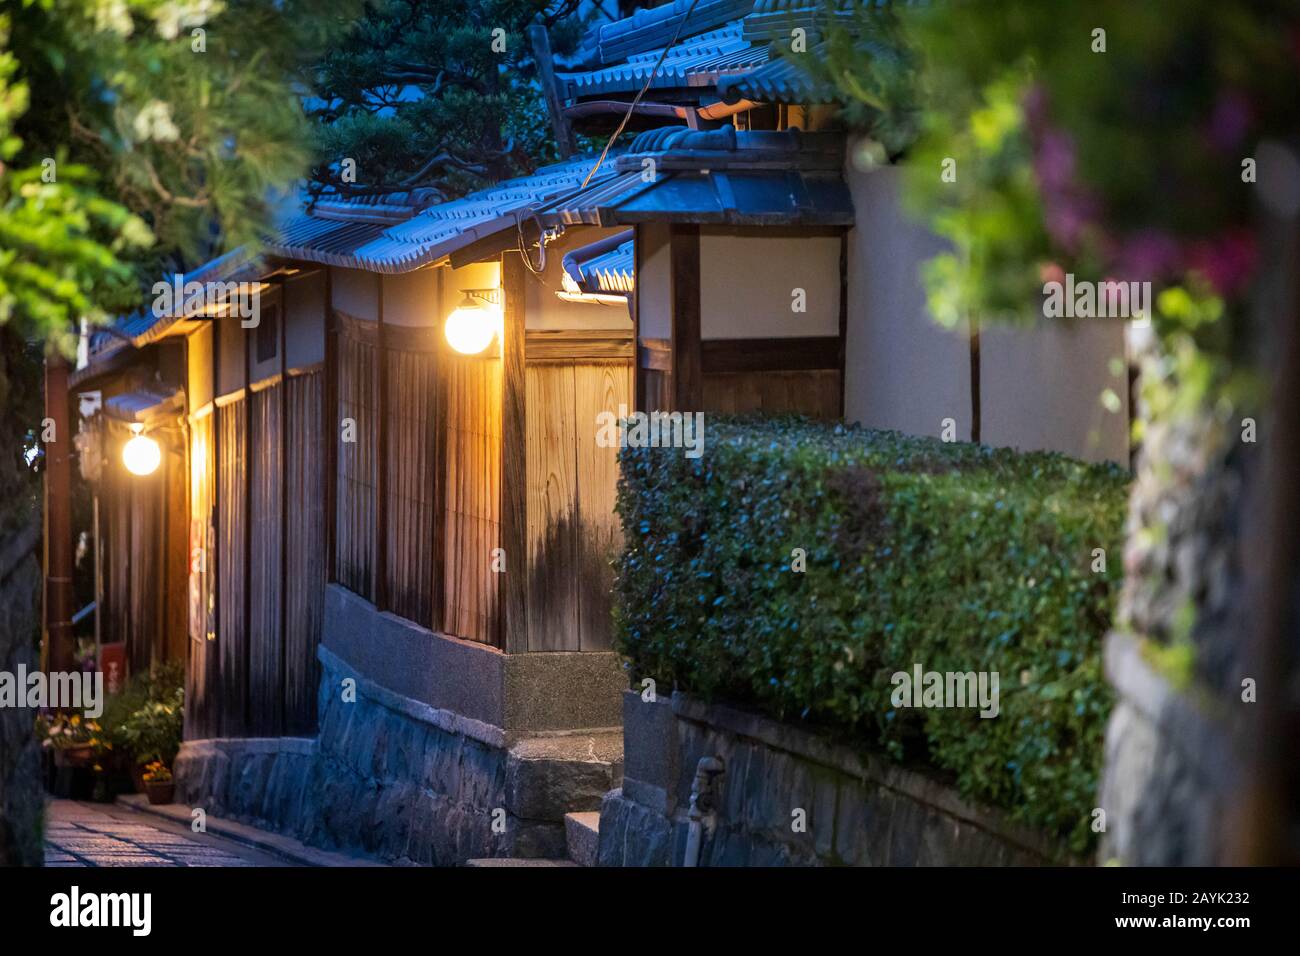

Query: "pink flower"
<box><xmin>1206</xmin><ymin>91</ymin><xmax>1252</xmax><ymax>152</ymax></box>
<box><xmin>1187</xmin><ymin>229</ymin><xmax>1258</xmax><ymax>297</ymax></box>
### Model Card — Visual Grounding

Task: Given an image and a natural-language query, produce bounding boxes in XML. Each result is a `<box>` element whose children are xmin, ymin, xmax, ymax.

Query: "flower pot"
<box><xmin>54</xmin><ymin>746</ymin><xmax>95</xmax><ymax>768</ymax></box>
<box><xmin>144</xmin><ymin>781</ymin><xmax>175</xmax><ymax>805</ymax></box>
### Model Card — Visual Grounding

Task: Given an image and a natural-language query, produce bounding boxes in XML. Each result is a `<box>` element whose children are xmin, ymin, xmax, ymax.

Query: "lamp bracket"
<box><xmin>460</xmin><ymin>288</ymin><xmax>502</xmax><ymax>306</ymax></box>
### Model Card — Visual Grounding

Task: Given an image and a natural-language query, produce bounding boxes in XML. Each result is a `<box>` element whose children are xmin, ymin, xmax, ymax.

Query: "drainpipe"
<box><xmin>682</xmin><ymin>756</ymin><xmax>724</xmax><ymax>867</ymax></box>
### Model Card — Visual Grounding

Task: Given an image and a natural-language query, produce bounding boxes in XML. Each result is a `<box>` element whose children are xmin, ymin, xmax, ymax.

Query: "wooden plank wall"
<box><xmin>523</xmin><ymin>359</ymin><xmax>631</xmax><ymax>652</ymax></box>
<box><xmin>127</xmin><ymin>467</ymin><xmax>160</xmax><ymax>669</ymax></box>
<box><xmin>103</xmin><ymin>437</ymin><xmax>130</xmax><ymax>659</ymax></box>
<box><xmin>216</xmin><ymin>400</ymin><xmax>248</xmax><ymax>736</ymax></box>
<box><xmin>248</xmin><ymin>386</ymin><xmax>284</xmax><ymax>736</ymax></box>
<box><xmin>163</xmin><ymin>445</ymin><xmax>188</xmax><ymax>666</ymax></box>
<box><xmin>702</xmin><ymin>369</ymin><xmax>841</xmax><ymax>418</ymax></box>
<box><xmin>284</xmin><ymin>370</ymin><xmax>325</xmax><ymax>735</ymax></box>
<box><xmin>441</xmin><ymin>351</ymin><xmax>501</xmax><ymax>645</ymax></box>
<box><xmin>385</xmin><ymin>348</ymin><xmax>438</xmax><ymax>628</ymax></box>
<box><xmin>335</xmin><ymin>327</ymin><xmax>378</xmax><ymax>600</ymax></box>
<box><xmin>186</xmin><ymin>412</ymin><xmax>215</xmax><ymax>739</ymax></box>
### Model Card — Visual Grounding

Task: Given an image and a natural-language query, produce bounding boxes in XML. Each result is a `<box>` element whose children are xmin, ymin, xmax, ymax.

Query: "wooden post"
<box><xmin>500</xmin><ymin>251</ymin><xmax>529</xmax><ymax>653</ymax></box>
<box><xmin>277</xmin><ymin>278</ymin><xmax>288</xmax><ymax>735</ymax></box>
<box><xmin>324</xmin><ymin>269</ymin><xmax>337</xmax><ymax>583</ymax></box>
<box><xmin>242</xmin><ymin>308</ymin><xmax>253</xmax><ymax>734</ymax></box>
<box><xmin>670</xmin><ymin>224</ymin><xmax>702</xmax><ymax>412</ymax></box>
<box><xmin>632</xmin><ymin>227</ymin><xmax>643</xmax><ymax>413</ymax></box>
<box><xmin>431</xmin><ymin>276</ymin><xmax>446</xmax><ymax>632</ymax></box>
<box><xmin>969</xmin><ymin>318</ymin><xmax>981</xmax><ymax>444</ymax></box>
<box><xmin>376</xmin><ymin>274</ymin><xmax>388</xmax><ymax>610</ymax></box>
<box><xmin>838</xmin><ymin>231</ymin><xmax>849</xmax><ymax>419</ymax></box>
<box><xmin>529</xmin><ymin>24</ymin><xmax>577</xmax><ymax>159</ymax></box>
<box><xmin>211</xmin><ymin>309</ymin><xmax>222</xmax><ymax>739</ymax></box>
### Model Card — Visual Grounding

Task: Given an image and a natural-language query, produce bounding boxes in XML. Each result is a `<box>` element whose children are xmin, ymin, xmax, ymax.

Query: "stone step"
<box><xmin>463</xmin><ymin>858</ymin><xmax>579</xmax><ymax>867</ymax></box>
<box><xmin>564</xmin><ymin>811</ymin><xmax>600</xmax><ymax>867</ymax></box>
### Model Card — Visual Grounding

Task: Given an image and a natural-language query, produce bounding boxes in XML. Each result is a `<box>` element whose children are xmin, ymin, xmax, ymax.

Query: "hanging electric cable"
<box><xmin>580</xmin><ymin>0</ymin><xmax>704</xmax><ymax>189</ymax></box>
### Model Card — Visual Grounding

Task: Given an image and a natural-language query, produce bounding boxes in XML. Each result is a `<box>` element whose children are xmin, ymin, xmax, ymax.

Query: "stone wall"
<box><xmin>598</xmin><ymin>691</ymin><xmax>1071</xmax><ymax>866</ymax></box>
<box><xmin>1097</xmin><ymin>631</ymin><xmax>1240</xmax><ymax>865</ymax></box>
<box><xmin>175</xmin><ymin>645</ymin><xmax>621</xmax><ymax>865</ymax></box>
<box><xmin>0</xmin><ymin>517</ymin><xmax>43</xmax><ymax>866</ymax></box>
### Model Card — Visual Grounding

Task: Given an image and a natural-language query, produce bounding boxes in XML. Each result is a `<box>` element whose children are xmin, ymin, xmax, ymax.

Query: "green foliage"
<box><xmin>614</xmin><ymin>417</ymin><xmax>1129</xmax><ymax>852</ymax></box>
<box><xmin>0</xmin><ymin>14</ymin><xmax>150</xmax><ymax>345</ymax></box>
<box><xmin>811</xmin><ymin>0</ymin><xmax>1299</xmax><ymax>350</ymax></box>
<box><xmin>308</xmin><ymin>0</ymin><xmax>594</xmax><ymax>200</ymax></box>
<box><xmin>14</xmin><ymin>0</ymin><xmax>358</xmax><ymax>258</ymax></box>
<box><xmin>101</xmin><ymin>661</ymin><xmax>185</xmax><ymax>767</ymax></box>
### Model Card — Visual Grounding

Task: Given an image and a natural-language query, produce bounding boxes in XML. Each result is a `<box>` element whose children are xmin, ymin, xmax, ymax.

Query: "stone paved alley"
<box><xmin>44</xmin><ymin>799</ymin><xmax>292</xmax><ymax>867</ymax></box>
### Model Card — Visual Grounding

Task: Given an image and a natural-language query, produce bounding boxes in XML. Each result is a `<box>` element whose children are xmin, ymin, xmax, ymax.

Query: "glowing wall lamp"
<box><xmin>444</xmin><ymin>289</ymin><xmax>502</xmax><ymax>355</ymax></box>
<box><xmin>122</xmin><ymin>423</ymin><xmax>162</xmax><ymax>476</ymax></box>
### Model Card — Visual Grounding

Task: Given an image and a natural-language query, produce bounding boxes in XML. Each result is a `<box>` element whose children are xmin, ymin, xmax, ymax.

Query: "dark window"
<box><xmin>256</xmin><ymin>304</ymin><xmax>279</xmax><ymax>363</ymax></box>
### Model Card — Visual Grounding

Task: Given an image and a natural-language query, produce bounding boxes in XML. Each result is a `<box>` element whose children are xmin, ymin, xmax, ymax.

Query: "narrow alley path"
<box><xmin>43</xmin><ymin>799</ymin><xmax>293</xmax><ymax>867</ymax></box>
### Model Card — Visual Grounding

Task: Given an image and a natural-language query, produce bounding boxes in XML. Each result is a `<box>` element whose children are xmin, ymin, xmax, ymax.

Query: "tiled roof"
<box><xmin>717</xmin><ymin>47</ymin><xmax>835</xmax><ymax>105</ymax></box>
<box><xmin>78</xmin><ymin>156</ymin><xmax>629</xmax><ymax>380</ymax></box>
<box><xmin>562</xmin><ymin>0</ymin><xmax>919</xmax><ymax>109</ymax></box>
<box><xmin>74</xmin><ymin>245</ymin><xmax>263</xmax><ymax>384</ymax></box>
<box><xmin>559</xmin><ymin>21</ymin><xmax>769</xmax><ymax>100</ymax></box>
<box><xmin>574</xmin><ymin>0</ymin><xmax>757</xmax><ymax>67</ymax></box>
<box><xmin>539</xmin><ymin>129</ymin><xmax>853</xmax><ymax>228</ymax></box>
<box><xmin>562</xmin><ymin>230</ymin><xmax>635</xmax><ymax>295</ymax></box>
<box><xmin>266</xmin><ymin>155</ymin><xmax>623</xmax><ymax>274</ymax></box>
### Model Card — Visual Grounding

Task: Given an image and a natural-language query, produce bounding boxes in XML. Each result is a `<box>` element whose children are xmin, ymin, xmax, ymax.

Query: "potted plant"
<box><xmin>37</xmin><ymin>713</ymin><xmax>113</xmax><ymax>799</ymax></box>
<box><xmin>141</xmin><ymin>760</ymin><xmax>174</xmax><ymax>805</ymax></box>
<box><xmin>117</xmin><ymin>683</ymin><xmax>184</xmax><ymax>794</ymax></box>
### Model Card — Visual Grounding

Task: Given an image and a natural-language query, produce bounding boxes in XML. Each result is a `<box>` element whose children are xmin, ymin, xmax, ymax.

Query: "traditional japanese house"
<box><xmin>62</xmin><ymin>0</ymin><xmax>1132</xmax><ymax>866</ymax></box>
<box><xmin>552</xmin><ymin>0</ymin><xmax>1132</xmax><ymax>463</ymax></box>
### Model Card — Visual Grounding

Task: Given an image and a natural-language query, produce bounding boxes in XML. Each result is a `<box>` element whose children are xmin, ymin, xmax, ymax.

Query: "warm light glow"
<box><xmin>444</xmin><ymin>293</ymin><xmax>500</xmax><ymax>355</ymax></box>
<box><xmin>123</xmin><ymin>424</ymin><xmax>161</xmax><ymax>476</ymax></box>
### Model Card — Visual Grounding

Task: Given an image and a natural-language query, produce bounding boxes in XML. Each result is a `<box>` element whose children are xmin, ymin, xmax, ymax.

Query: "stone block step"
<box><xmin>463</xmin><ymin>858</ymin><xmax>579</xmax><ymax>867</ymax></box>
<box><xmin>564</xmin><ymin>811</ymin><xmax>600</xmax><ymax>867</ymax></box>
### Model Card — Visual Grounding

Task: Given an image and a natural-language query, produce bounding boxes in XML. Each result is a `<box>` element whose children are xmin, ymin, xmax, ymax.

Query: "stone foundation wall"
<box><xmin>599</xmin><ymin>691</ymin><xmax>1071</xmax><ymax>866</ymax></box>
<box><xmin>1097</xmin><ymin>631</ymin><xmax>1238</xmax><ymax>865</ymax></box>
<box><xmin>176</xmin><ymin>646</ymin><xmax>621</xmax><ymax>865</ymax></box>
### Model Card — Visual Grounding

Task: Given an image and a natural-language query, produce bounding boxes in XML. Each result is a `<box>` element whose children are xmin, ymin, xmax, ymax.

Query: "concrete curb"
<box><xmin>115</xmin><ymin>794</ymin><xmax>388</xmax><ymax>867</ymax></box>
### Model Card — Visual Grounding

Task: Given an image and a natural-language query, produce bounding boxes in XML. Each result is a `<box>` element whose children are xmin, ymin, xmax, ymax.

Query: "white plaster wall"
<box><xmin>525</xmin><ymin>226</ymin><xmax>632</xmax><ymax>330</ymax></box>
<box><xmin>637</xmin><ymin>221</ymin><xmax>672</xmax><ymax>341</ymax></box>
<box><xmin>699</xmin><ymin>230</ymin><xmax>840</xmax><ymax>339</ymax></box>
<box><xmin>383</xmin><ymin>266</ymin><xmax>442</xmax><ymax>328</ymax></box>
<box><xmin>284</xmin><ymin>269</ymin><xmax>326</xmax><ymax>369</ymax></box>
<box><xmin>187</xmin><ymin>323</ymin><xmax>213</xmax><ymax>410</ymax></box>
<box><xmin>331</xmin><ymin>267</ymin><xmax>379</xmax><ymax>319</ymax></box>
<box><xmin>216</xmin><ymin>314</ymin><xmax>247</xmax><ymax>397</ymax></box>
<box><xmin>439</xmin><ymin>260</ymin><xmax>500</xmax><ymax>328</ymax></box>
<box><xmin>981</xmin><ymin>318</ymin><xmax>1129</xmax><ymax>464</ymax></box>
<box><xmin>843</xmin><ymin>159</ymin><xmax>972</xmax><ymax>442</ymax></box>
<box><xmin>842</xmin><ymin>148</ymin><xmax>1129</xmax><ymax>463</ymax></box>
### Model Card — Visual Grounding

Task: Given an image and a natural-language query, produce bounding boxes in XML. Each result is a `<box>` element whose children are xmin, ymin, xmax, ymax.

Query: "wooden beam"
<box><xmin>524</xmin><ymin>329</ymin><xmax>633</xmax><ymax>362</ymax></box>
<box><xmin>499</xmin><ymin>251</ymin><xmax>529</xmax><ymax>654</ymax></box>
<box><xmin>670</xmin><ymin>224</ymin><xmax>702</xmax><ymax>411</ymax></box>
<box><xmin>528</xmin><ymin>24</ymin><xmax>577</xmax><ymax>159</ymax></box>
<box><xmin>700</xmin><ymin>336</ymin><xmax>841</xmax><ymax>374</ymax></box>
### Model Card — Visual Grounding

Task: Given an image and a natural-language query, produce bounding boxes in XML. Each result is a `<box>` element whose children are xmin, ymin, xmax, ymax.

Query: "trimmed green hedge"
<box><xmin>614</xmin><ymin>417</ymin><xmax>1129</xmax><ymax>852</ymax></box>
